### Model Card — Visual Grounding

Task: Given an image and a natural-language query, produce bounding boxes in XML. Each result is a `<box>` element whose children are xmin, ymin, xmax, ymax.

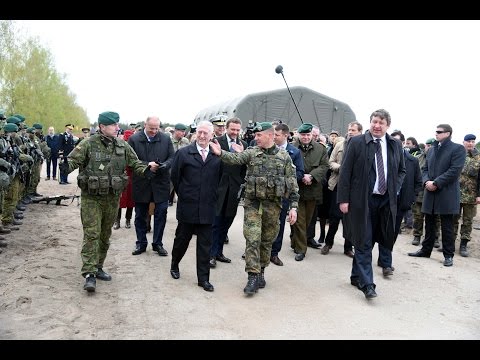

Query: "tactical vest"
<box><xmin>244</xmin><ymin>148</ymin><xmax>297</xmax><ymax>200</ymax></box>
<box><xmin>77</xmin><ymin>137</ymin><xmax>129</xmax><ymax>196</ymax></box>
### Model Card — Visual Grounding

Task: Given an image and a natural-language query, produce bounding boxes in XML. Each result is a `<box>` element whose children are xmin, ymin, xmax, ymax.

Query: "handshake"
<box><xmin>154</xmin><ymin>160</ymin><xmax>168</xmax><ymax>170</ymax></box>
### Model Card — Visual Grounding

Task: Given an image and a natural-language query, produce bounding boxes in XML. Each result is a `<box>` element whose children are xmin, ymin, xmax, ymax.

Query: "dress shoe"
<box><xmin>433</xmin><ymin>238</ymin><xmax>441</xmax><ymax>248</ymax></box>
<box><xmin>443</xmin><ymin>257</ymin><xmax>453</xmax><ymax>267</ymax></box>
<box><xmin>382</xmin><ymin>267</ymin><xmax>395</xmax><ymax>276</ymax></box>
<box><xmin>350</xmin><ymin>277</ymin><xmax>360</xmax><ymax>289</ymax></box>
<box><xmin>270</xmin><ymin>255</ymin><xmax>283</xmax><ymax>266</ymax></box>
<box><xmin>209</xmin><ymin>257</ymin><xmax>217</xmax><ymax>268</ymax></box>
<box><xmin>412</xmin><ymin>236</ymin><xmax>421</xmax><ymax>246</ymax></box>
<box><xmin>96</xmin><ymin>268</ymin><xmax>112</xmax><ymax>281</ymax></box>
<box><xmin>361</xmin><ymin>285</ymin><xmax>377</xmax><ymax>299</ymax></box>
<box><xmin>52</xmin><ymin>177</ymin><xmax>57</xmax><ymax>181</ymax></box>
<box><xmin>59</xmin><ymin>182</ymin><xmax>68</xmax><ymax>185</ymax></box>
<box><xmin>408</xmin><ymin>249</ymin><xmax>431</xmax><ymax>258</ymax></box>
<box><xmin>307</xmin><ymin>238</ymin><xmax>321</xmax><ymax>249</ymax></box>
<box><xmin>295</xmin><ymin>253</ymin><xmax>305</xmax><ymax>261</ymax></box>
<box><xmin>125</xmin><ymin>219</ymin><xmax>131</xmax><ymax>229</ymax></box>
<box><xmin>132</xmin><ymin>246</ymin><xmax>146</xmax><ymax>255</ymax></box>
<box><xmin>344</xmin><ymin>250</ymin><xmax>354</xmax><ymax>258</ymax></box>
<box><xmin>170</xmin><ymin>269</ymin><xmax>180</xmax><ymax>279</ymax></box>
<box><xmin>152</xmin><ymin>244</ymin><xmax>168</xmax><ymax>256</ymax></box>
<box><xmin>241</xmin><ymin>252</ymin><xmax>245</xmax><ymax>259</ymax></box>
<box><xmin>321</xmin><ymin>245</ymin><xmax>331</xmax><ymax>255</ymax></box>
<box><xmin>216</xmin><ymin>254</ymin><xmax>231</xmax><ymax>263</ymax></box>
<box><xmin>45</xmin><ymin>177</ymin><xmax>50</xmax><ymax>181</ymax></box>
<box><xmin>224</xmin><ymin>236</ymin><xmax>229</xmax><ymax>244</ymax></box>
<box><xmin>459</xmin><ymin>241</ymin><xmax>468</xmax><ymax>257</ymax></box>
<box><xmin>198</xmin><ymin>280</ymin><xmax>214</xmax><ymax>292</ymax></box>
<box><xmin>83</xmin><ymin>274</ymin><xmax>96</xmax><ymax>293</ymax></box>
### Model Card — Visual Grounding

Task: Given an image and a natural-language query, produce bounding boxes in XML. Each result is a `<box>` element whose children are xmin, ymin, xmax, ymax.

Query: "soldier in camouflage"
<box><xmin>209</xmin><ymin>122</ymin><xmax>299</xmax><ymax>296</ymax></box>
<box><xmin>65</xmin><ymin>111</ymin><xmax>159</xmax><ymax>293</ymax></box>
<box><xmin>453</xmin><ymin>134</ymin><xmax>480</xmax><ymax>257</ymax></box>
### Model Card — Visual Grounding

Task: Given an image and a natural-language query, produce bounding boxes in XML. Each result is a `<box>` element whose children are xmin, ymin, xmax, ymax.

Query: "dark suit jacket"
<box><xmin>171</xmin><ymin>142</ymin><xmax>222</xmax><ymax>224</ymax></box>
<box><xmin>46</xmin><ymin>134</ymin><xmax>60</xmax><ymax>156</ymax></box>
<box><xmin>128</xmin><ymin>130</ymin><xmax>175</xmax><ymax>203</ymax></box>
<box><xmin>398</xmin><ymin>149</ymin><xmax>423</xmax><ymax>211</ymax></box>
<box><xmin>421</xmin><ymin>137</ymin><xmax>466</xmax><ymax>215</ymax></box>
<box><xmin>285</xmin><ymin>143</ymin><xmax>305</xmax><ymax>182</ymax></box>
<box><xmin>337</xmin><ymin>131</ymin><xmax>406</xmax><ymax>250</ymax></box>
<box><xmin>59</xmin><ymin>132</ymin><xmax>75</xmax><ymax>156</ymax></box>
<box><xmin>214</xmin><ymin>135</ymin><xmax>248</xmax><ymax>217</ymax></box>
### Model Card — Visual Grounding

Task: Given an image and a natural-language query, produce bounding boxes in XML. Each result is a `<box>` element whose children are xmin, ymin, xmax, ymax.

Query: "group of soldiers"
<box><xmin>0</xmin><ymin>110</ymin><xmax>50</xmax><ymax>251</ymax></box>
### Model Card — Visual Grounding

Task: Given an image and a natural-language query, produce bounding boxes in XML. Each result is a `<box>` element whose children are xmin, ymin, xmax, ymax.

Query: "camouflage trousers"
<box><xmin>412</xmin><ymin>202</ymin><xmax>440</xmax><ymax>238</ymax></box>
<box><xmin>2</xmin><ymin>175</ymin><xmax>20</xmax><ymax>224</ymax></box>
<box><xmin>453</xmin><ymin>203</ymin><xmax>477</xmax><ymax>242</ymax></box>
<box><xmin>80</xmin><ymin>192</ymin><xmax>120</xmax><ymax>276</ymax></box>
<box><xmin>243</xmin><ymin>198</ymin><xmax>281</xmax><ymax>274</ymax></box>
<box><xmin>27</xmin><ymin>162</ymin><xmax>41</xmax><ymax>194</ymax></box>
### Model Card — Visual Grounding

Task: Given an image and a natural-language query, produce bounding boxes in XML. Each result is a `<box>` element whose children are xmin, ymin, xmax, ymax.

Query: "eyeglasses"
<box><xmin>436</xmin><ymin>130</ymin><xmax>446</xmax><ymax>134</ymax></box>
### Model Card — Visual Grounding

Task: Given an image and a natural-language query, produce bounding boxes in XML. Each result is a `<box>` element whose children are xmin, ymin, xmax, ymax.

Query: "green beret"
<box><xmin>98</xmin><ymin>111</ymin><xmax>119</xmax><ymax>125</ymax></box>
<box><xmin>3</xmin><ymin>123</ymin><xmax>18</xmax><ymax>133</ymax></box>
<box><xmin>6</xmin><ymin>116</ymin><xmax>21</xmax><ymax>124</ymax></box>
<box><xmin>26</xmin><ymin>127</ymin><xmax>35</xmax><ymax>134</ymax></box>
<box><xmin>32</xmin><ymin>123</ymin><xmax>43</xmax><ymax>130</ymax></box>
<box><xmin>174</xmin><ymin>123</ymin><xmax>187</xmax><ymax>131</ymax></box>
<box><xmin>298</xmin><ymin>123</ymin><xmax>314</xmax><ymax>134</ymax></box>
<box><xmin>12</xmin><ymin>114</ymin><xmax>25</xmax><ymax>122</ymax></box>
<box><xmin>252</xmin><ymin>122</ymin><xmax>273</xmax><ymax>133</ymax></box>
<box><xmin>425</xmin><ymin>138</ymin><xmax>436</xmax><ymax>145</ymax></box>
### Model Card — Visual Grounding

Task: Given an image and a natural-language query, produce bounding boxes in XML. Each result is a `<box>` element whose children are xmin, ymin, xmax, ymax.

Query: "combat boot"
<box><xmin>459</xmin><ymin>240</ymin><xmax>468</xmax><ymax>257</ymax></box>
<box><xmin>0</xmin><ymin>225</ymin><xmax>11</xmax><ymax>235</ymax></box>
<box><xmin>12</xmin><ymin>219</ymin><xmax>22</xmax><ymax>226</ymax></box>
<box><xmin>258</xmin><ymin>268</ymin><xmax>266</xmax><ymax>289</ymax></box>
<box><xmin>243</xmin><ymin>272</ymin><xmax>259</xmax><ymax>295</ymax></box>
<box><xmin>412</xmin><ymin>236</ymin><xmax>420</xmax><ymax>246</ymax></box>
<box><xmin>83</xmin><ymin>273</ymin><xmax>96</xmax><ymax>292</ymax></box>
<box><xmin>0</xmin><ymin>239</ymin><xmax>7</xmax><ymax>247</ymax></box>
<box><xmin>16</xmin><ymin>204</ymin><xmax>27</xmax><ymax>211</ymax></box>
<box><xmin>96</xmin><ymin>268</ymin><xmax>112</xmax><ymax>281</ymax></box>
<box><xmin>113</xmin><ymin>220</ymin><xmax>120</xmax><ymax>230</ymax></box>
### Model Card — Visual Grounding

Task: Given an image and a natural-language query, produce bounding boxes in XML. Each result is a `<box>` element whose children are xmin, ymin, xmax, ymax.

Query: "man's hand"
<box><xmin>230</xmin><ymin>143</ymin><xmax>244</xmax><ymax>153</ymax></box>
<box><xmin>148</xmin><ymin>161</ymin><xmax>160</xmax><ymax>173</ymax></box>
<box><xmin>339</xmin><ymin>203</ymin><xmax>349</xmax><ymax>214</ymax></box>
<box><xmin>209</xmin><ymin>140</ymin><xmax>222</xmax><ymax>155</ymax></box>
<box><xmin>287</xmin><ymin>209</ymin><xmax>297</xmax><ymax>225</ymax></box>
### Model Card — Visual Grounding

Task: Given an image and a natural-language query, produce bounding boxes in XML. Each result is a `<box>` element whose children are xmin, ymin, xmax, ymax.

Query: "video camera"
<box><xmin>189</xmin><ymin>123</ymin><xmax>197</xmax><ymax>134</ymax></box>
<box><xmin>242</xmin><ymin>120</ymin><xmax>256</xmax><ymax>144</ymax></box>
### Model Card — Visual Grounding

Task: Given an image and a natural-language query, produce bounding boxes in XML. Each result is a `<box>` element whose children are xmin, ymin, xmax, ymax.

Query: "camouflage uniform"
<box><xmin>66</xmin><ymin>132</ymin><xmax>149</xmax><ymax>277</ymax></box>
<box><xmin>219</xmin><ymin>145</ymin><xmax>299</xmax><ymax>274</ymax></box>
<box><xmin>453</xmin><ymin>147</ymin><xmax>480</xmax><ymax>244</ymax></box>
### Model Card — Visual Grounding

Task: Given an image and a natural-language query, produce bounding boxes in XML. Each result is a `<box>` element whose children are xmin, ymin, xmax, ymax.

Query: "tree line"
<box><xmin>0</xmin><ymin>20</ymin><xmax>89</xmax><ymax>132</ymax></box>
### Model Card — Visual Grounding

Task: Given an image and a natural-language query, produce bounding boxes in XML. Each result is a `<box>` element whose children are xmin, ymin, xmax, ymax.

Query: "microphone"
<box><xmin>275</xmin><ymin>65</ymin><xmax>283</xmax><ymax>74</ymax></box>
<box><xmin>274</xmin><ymin>65</ymin><xmax>304</xmax><ymax>124</ymax></box>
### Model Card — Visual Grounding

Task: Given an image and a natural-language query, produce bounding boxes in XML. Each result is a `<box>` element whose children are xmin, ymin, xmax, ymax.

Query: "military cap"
<box><xmin>210</xmin><ymin>115</ymin><xmax>228</xmax><ymax>126</ymax></box>
<box><xmin>129</xmin><ymin>123</ymin><xmax>136</xmax><ymax>127</ymax></box>
<box><xmin>32</xmin><ymin>123</ymin><xmax>43</xmax><ymax>130</ymax></box>
<box><xmin>13</xmin><ymin>114</ymin><xmax>25</xmax><ymax>122</ymax></box>
<box><xmin>174</xmin><ymin>123</ymin><xmax>187</xmax><ymax>131</ymax></box>
<box><xmin>464</xmin><ymin>134</ymin><xmax>476</xmax><ymax>141</ymax></box>
<box><xmin>329</xmin><ymin>130</ymin><xmax>339</xmax><ymax>136</ymax></box>
<box><xmin>298</xmin><ymin>123</ymin><xmax>314</xmax><ymax>134</ymax></box>
<box><xmin>135</xmin><ymin>124</ymin><xmax>142</xmax><ymax>130</ymax></box>
<box><xmin>6</xmin><ymin>116</ymin><xmax>21</xmax><ymax>124</ymax></box>
<box><xmin>65</xmin><ymin>124</ymin><xmax>74</xmax><ymax>130</ymax></box>
<box><xmin>425</xmin><ymin>138</ymin><xmax>436</xmax><ymax>145</ymax></box>
<box><xmin>26</xmin><ymin>127</ymin><xmax>35</xmax><ymax>134</ymax></box>
<box><xmin>81</xmin><ymin>127</ymin><xmax>90</xmax><ymax>133</ymax></box>
<box><xmin>253</xmin><ymin>122</ymin><xmax>273</xmax><ymax>133</ymax></box>
<box><xmin>3</xmin><ymin>123</ymin><xmax>19</xmax><ymax>133</ymax></box>
<box><xmin>98</xmin><ymin>111</ymin><xmax>119</xmax><ymax>125</ymax></box>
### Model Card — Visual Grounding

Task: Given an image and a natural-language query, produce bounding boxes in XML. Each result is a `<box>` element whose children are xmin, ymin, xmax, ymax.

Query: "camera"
<box><xmin>242</xmin><ymin>120</ymin><xmax>256</xmax><ymax>145</ymax></box>
<box><xmin>189</xmin><ymin>123</ymin><xmax>197</xmax><ymax>134</ymax></box>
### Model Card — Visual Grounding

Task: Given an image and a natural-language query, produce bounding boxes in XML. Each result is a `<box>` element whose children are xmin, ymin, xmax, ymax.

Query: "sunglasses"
<box><xmin>436</xmin><ymin>130</ymin><xmax>446</xmax><ymax>134</ymax></box>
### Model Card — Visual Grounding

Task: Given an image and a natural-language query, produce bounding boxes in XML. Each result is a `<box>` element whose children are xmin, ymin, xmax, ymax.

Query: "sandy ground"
<box><xmin>0</xmin><ymin>164</ymin><xmax>479</xmax><ymax>340</ymax></box>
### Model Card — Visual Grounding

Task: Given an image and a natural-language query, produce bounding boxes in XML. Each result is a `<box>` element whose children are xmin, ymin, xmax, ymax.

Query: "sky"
<box><xmin>18</xmin><ymin>20</ymin><xmax>479</xmax><ymax>144</ymax></box>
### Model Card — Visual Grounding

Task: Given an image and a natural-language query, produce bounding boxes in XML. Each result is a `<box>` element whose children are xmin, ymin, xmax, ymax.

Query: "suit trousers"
<box><xmin>423</xmin><ymin>213</ymin><xmax>455</xmax><ymax>257</ymax></box>
<box><xmin>134</xmin><ymin>201</ymin><xmax>169</xmax><ymax>248</ymax></box>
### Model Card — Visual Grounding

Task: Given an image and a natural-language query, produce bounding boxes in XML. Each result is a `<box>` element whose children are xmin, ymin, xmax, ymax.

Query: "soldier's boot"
<box><xmin>125</xmin><ymin>219</ymin><xmax>131</xmax><ymax>229</ymax></box>
<box><xmin>0</xmin><ymin>225</ymin><xmax>11</xmax><ymax>235</ymax></box>
<box><xmin>16</xmin><ymin>204</ymin><xmax>27</xmax><ymax>211</ymax></box>
<box><xmin>83</xmin><ymin>274</ymin><xmax>96</xmax><ymax>292</ymax></box>
<box><xmin>258</xmin><ymin>268</ymin><xmax>266</xmax><ymax>289</ymax></box>
<box><xmin>12</xmin><ymin>219</ymin><xmax>22</xmax><ymax>226</ymax></box>
<box><xmin>412</xmin><ymin>236</ymin><xmax>421</xmax><ymax>246</ymax></box>
<box><xmin>113</xmin><ymin>220</ymin><xmax>120</xmax><ymax>230</ymax></box>
<box><xmin>0</xmin><ymin>239</ymin><xmax>7</xmax><ymax>247</ymax></box>
<box><xmin>243</xmin><ymin>272</ymin><xmax>259</xmax><ymax>295</ymax></box>
<box><xmin>96</xmin><ymin>268</ymin><xmax>112</xmax><ymax>281</ymax></box>
<box><xmin>14</xmin><ymin>213</ymin><xmax>24</xmax><ymax>220</ymax></box>
<box><xmin>459</xmin><ymin>240</ymin><xmax>468</xmax><ymax>257</ymax></box>
<box><xmin>4</xmin><ymin>223</ymin><xmax>20</xmax><ymax>231</ymax></box>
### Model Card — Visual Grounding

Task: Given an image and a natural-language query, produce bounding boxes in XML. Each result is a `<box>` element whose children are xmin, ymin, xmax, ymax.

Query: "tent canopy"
<box><xmin>194</xmin><ymin>86</ymin><xmax>356</xmax><ymax>135</ymax></box>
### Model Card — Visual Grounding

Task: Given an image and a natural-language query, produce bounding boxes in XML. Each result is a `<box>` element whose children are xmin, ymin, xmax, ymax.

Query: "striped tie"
<box><xmin>375</xmin><ymin>139</ymin><xmax>386</xmax><ymax>195</ymax></box>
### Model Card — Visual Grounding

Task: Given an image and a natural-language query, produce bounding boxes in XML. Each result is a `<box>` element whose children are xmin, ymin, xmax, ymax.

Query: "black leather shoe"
<box><xmin>344</xmin><ymin>250</ymin><xmax>354</xmax><ymax>258</ymax></box>
<box><xmin>408</xmin><ymin>249</ymin><xmax>431</xmax><ymax>258</ymax></box>
<box><xmin>132</xmin><ymin>246</ymin><xmax>146</xmax><ymax>255</ymax></box>
<box><xmin>382</xmin><ymin>267</ymin><xmax>394</xmax><ymax>276</ymax></box>
<box><xmin>443</xmin><ymin>257</ymin><xmax>453</xmax><ymax>267</ymax></box>
<box><xmin>216</xmin><ymin>254</ymin><xmax>231</xmax><ymax>263</ymax></box>
<box><xmin>96</xmin><ymin>268</ymin><xmax>112</xmax><ymax>281</ymax></box>
<box><xmin>209</xmin><ymin>257</ymin><xmax>217</xmax><ymax>268</ymax></box>
<box><xmin>307</xmin><ymin>239</ymin><xmax>321</xmax><ymax>249</ymax></box>
<box><xmin>295</xmin><ymin>253</ymin><xmax>305</xmax><ymax>261</ymax></box>
<box><xmin>361</xmin><ymin>285</ymin><xmax>377</xmax><ymax>299</ymax></box>
<box><xmin>170</xmin><ymin>269</ymin><xmax>180</xmax><ymax>279</ymax></box>
<box><xmin>152</xmin><ymin>245</ymin><xmax>168</xmax><ymax>256</ymax></box>
<box><xmin>270</xmin><ymin>255</ymin><xmax>283</xmax><ymax>266</ymax></box>
<box><xmin>350</xmin><ymin>277</ymin><xmax>360</xmax><ymax>289</ymax></box>
<box><xmin>198</xmin><ymin>280</ymin><xmax>214</xmax><ymax>292</ymax></box>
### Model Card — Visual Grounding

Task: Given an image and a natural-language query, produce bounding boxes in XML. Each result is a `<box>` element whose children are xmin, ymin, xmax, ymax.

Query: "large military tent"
<box><xmin>194</xmin><ymin>86</ymin><xmax>356</xmax><ymax>134</ymax></box>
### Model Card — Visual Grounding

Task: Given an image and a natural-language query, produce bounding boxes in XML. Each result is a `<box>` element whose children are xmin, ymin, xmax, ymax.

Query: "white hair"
<box><xmin>196</xmin><ymin>120</ymin><xmax>213</xmax><ymax>133</ymax></box>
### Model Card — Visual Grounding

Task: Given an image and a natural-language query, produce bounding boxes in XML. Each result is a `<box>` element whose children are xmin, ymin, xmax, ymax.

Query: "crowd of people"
<box><xmin>1</xmin><ymin>109</ymin><xmax>478</xmax><ymax>301</ymax></box>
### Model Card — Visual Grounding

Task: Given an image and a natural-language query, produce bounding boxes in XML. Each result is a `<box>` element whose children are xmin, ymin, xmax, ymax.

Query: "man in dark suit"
<box><xmin>128</xmin><ymin>116</ymin><xmax>175</xmax><ymax>256</ymax></box>
<box><xmin>170</xmin><ymin>120</ymin><xmax>222</xmax><ymax>292</ymax></box>
<box><xmin>45</xmin><ymin>126</ymin><xmax>60</xmax><ymax>181</ymax></box>
<box><xmin>58</xmin><ymin>124</ymin><xmax>76</xmax><ymax>184</ymax></box>
<box><xmin>408</xmin><ymin>124</ymin><xmax>466</xmax><ymax>267</ymax></box>
<box><xmin>209</xmin><ymin>117</ymin><xmax>248</xmax><ymax>268</ymax></box>
<box><xmin>338</xmin><ymin>109</ymin><xmax>406</xmax><ymax>299</ymax></box>
<box><xmin>270</xmin><ymin>123</ymin><xmax>304</xmax><ymax>266</ymax></box>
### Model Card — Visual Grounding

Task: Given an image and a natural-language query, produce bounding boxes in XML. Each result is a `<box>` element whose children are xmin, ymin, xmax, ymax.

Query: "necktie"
<box><xmin>230</xmin><ymin>139</ymin><xmax>236</xmax><ymax>152</ymax></box>
<box><xmin>201</xmin><ymin>148</ymin><xmax>206</xmax><ymax>162</ymax></box>
<box><xmin>375</xmin><ymin>139</ymin><xmax>386</xmax><ymax>195</ymax></box>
